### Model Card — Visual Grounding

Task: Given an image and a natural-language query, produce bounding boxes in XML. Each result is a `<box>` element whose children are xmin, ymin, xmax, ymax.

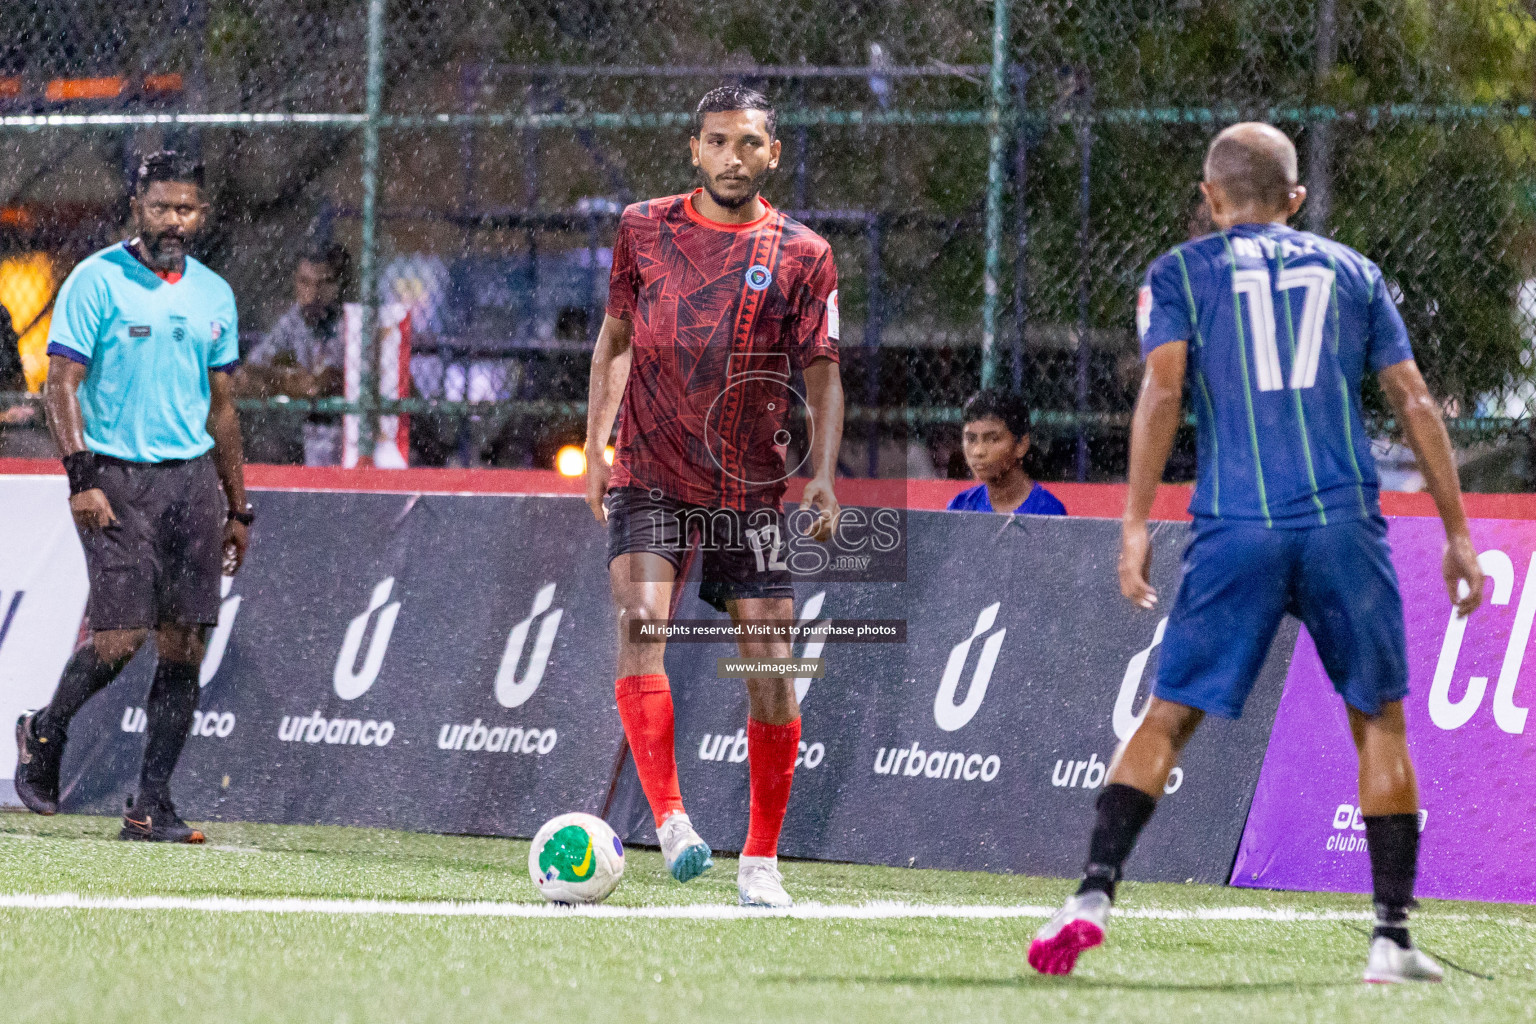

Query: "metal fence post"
<box><xmin>866</xmin><ymin>214</ymin><xmax>884</xmax><ymax>478</ymax></box>
<box><xmin>1010</xmin><ymin>63</ymin><xmax>1029</xmax><ymax>395</ymax></box>
<box><xmin>1074</xmin><ymin>99</ymin><xmax>1092</xmax><ymax>483</ymax></box>
<box><xmin>356</xmin><ymin>0</ymin><xmax>386</xmax><ymax>464</ymax></box>
<box><xmin>980</xmin><ymin>0</ymin><xmax>1010</xmax><ymax>389</ymax></box>
<box><xmin>1307</xmin><ymin>0</ymin><xmax>1337</xmax><ymax>232</ymax></box>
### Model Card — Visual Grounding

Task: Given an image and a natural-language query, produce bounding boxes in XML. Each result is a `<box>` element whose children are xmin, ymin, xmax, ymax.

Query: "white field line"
<box><xmin>0</xmin><ymin>892</ymin><xmax>1526</xmax><ymax>927</ymax></box>
<box><xmin>0</xmin><ymin>893</ymin><xmax>1530</xmax><ymax>929</ymax></box>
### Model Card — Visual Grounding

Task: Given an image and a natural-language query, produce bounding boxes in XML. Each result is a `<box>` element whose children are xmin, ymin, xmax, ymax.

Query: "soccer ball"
<box><xmin>528</xmin><ymin>812</ymin><xmax>625</xmax><ymax>904</ymax></box>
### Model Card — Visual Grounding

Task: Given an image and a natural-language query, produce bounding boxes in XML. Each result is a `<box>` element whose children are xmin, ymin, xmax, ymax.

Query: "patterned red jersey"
<box><xmin>605</xmin><ymin>190</ymin><xmax>840</xmax><ymax>510</ymax></box>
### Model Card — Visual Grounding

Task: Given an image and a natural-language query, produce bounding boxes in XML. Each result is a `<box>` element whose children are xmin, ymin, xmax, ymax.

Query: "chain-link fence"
<box><xmin>4</xmin><ymin>0</ymin><xmax>1536</xmax><ymax>488</ymax></box>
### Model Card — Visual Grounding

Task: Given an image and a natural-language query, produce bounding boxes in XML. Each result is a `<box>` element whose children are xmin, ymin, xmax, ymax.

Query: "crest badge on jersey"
<box><xmin>1136</xmin><ymin>285</ymin><xmax>1152</xmax><ymax>340</ymax></box>
<box><xmin>745</xmin><ymin>264</ymin><xmax>773</xmax><ymax>291</ymax></box>
<box><xmin>826</xmin><ymin>289</ymin><xmax>840</xmax><ymax>340</ymax></box>
<box><xmin>211</xmin><ymin>322</ymin><xmax>223</xmax><ymax>341</ymax></box>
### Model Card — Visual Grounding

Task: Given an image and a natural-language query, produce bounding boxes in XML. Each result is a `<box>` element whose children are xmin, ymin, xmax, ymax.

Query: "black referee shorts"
<box><xmin>78</xmin><ymin>454</ymin><xmax>224</xmax><ymax>631</ymax></box>
<box><xmin>604</xmin><ymin>486</ymin><xmax>795</xmax><ymax>613</ymax></box>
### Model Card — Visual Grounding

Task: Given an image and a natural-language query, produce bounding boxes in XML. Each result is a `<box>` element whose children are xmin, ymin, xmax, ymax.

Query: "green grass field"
<box><xmin>0</xmin><ymin>811</ymin><xmax>1532</xmax><ymax>1023</ymax></box>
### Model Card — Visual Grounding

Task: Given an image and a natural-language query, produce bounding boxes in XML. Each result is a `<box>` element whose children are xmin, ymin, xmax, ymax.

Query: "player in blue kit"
<box><xmin>1027</xmin><ymin>123</ymin><xmax>1485</xmax><ymax>982</ymax></box>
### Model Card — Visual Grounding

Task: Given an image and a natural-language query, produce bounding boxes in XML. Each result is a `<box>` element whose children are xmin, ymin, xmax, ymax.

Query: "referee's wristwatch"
<box><xmin>227</xmin><ymin>503</ymin><xmax>255</xmax><ymax>526</ymax></box>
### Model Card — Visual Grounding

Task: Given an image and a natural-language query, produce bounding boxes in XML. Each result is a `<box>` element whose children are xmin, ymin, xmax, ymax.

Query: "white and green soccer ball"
<box><xmin>529</xmin><ymin>812</ymin><xmax>625</xmax><ymax>904</ymax></box>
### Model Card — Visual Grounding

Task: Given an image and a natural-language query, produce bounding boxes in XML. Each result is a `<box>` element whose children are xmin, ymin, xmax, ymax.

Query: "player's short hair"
<box><xmin>298</xmin><ymin>240</ymin><xmax>353</xmax><ymax>291</ymax></box>
<box><xmin>962</xmin><ymin>389</ymin><xmax>1032</xmax><ymax>440</ymax></box>
<box><xmin>1202</xmin><ymin>123</ymin><xmax>1297</xmax><ymax>211</ymax></box>
<box><xmin>134</xmin><ymin>150</ymin><xmax>205</xmax><ymax>195</ymax></box>
<box><xmin>694</xmin><ymin>86</ymin><xmax>776</xmax><ymax>139</ymax></box>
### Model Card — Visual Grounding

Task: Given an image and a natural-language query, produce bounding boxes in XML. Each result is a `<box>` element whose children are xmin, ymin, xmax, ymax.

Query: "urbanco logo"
<box><xmin>1115</xmin><ymin>616</ymin><xmax>1169</xmax><ymax>742</ymax></box>
<box><xmin>199</xmin><ymin>575</ymin><xmax>241</xmax><ymax>687</ymax></box>
<box><xmin>792</xmin><ymin>590</ymin><xmax>828</xmax><ymax>703</ymax></box>
<box><xmin>121</xmin><ymin>706</ymin><xmax>235</xmax><ymax>738</ymax></box>
<box><xmin>334</xmin><ymin>577</ymin><xmax>402</xmax><ymax>700</ymax></box>
<box><xmin>1429</xmin><ymin>549</ymin><xmax>1532</xmax><ymax>734</ymax></box>
<box><xmin>934</xmin><ymin>602</ymin><xmax>1006</xmax><ymax>731</ymax></box>
<box><xmin>495</xmin><ymin>583</ymin><xmax>563</xmax><ymax>708</ymax></box>
<box><xmin>0</xmin><ymin>590</ymin><xmax>23</xmax><ymax>652</ymax></box>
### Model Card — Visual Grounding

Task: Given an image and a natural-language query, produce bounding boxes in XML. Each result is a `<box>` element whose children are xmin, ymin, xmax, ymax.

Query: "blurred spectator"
<box><xmin>1188</xmin><ymin>184</ymin><xmax>1216</xmax><ymax>238</ymax></box>
<box><xmin>238</xmin><ymin>243</ymin><xmax>351</xmax><ymax>465</ymax></box>
<box><xmin>0</xmin><ymin>304</ymin><xmax>39</xmax><ymax>427</ymax></box>
<box><xmin>946</xmin><ymin>389</ymin><xmax>1066</xmax><ymax>516</ymax></box>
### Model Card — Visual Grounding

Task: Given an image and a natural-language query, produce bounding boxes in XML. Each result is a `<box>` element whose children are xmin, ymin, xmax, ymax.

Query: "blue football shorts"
<box><xmin>1153</xmin><ymin>514</ymin><xmax>1409</xmax><ymax>718</ymax></box>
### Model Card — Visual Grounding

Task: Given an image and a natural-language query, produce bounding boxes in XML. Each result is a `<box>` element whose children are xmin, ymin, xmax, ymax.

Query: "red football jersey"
<box><xmin>605</xmin><ymin>191</ymin><xmax>840</xmax><ymax>510</ymax></box>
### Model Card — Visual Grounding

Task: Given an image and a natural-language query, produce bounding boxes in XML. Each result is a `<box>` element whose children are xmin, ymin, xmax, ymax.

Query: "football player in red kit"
<box><xmin>584</xmin><ymin>86</ymin><xmax>844</xmax><ymax>907</ymax></box>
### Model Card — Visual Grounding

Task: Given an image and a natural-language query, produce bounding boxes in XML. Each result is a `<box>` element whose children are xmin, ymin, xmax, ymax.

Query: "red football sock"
<box><xmin>743</xmin><ymin>717</ymin><xmax>802</xmax><ymax>858</ymax></box>
<box><xmin>615</xmin><ymin>674</ymin><xmax>685</xmax><ymax>828</ymax></box>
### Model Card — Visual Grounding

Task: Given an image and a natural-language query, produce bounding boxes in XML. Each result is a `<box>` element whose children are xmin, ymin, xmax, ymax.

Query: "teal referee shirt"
<box><xmin>47</xmin><ymin>242</ymin><xmax>239</xmax><ymax>463</ymax></box>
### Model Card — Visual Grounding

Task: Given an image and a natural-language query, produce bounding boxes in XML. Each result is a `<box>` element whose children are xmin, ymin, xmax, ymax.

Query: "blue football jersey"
<box><xmin>1138</xmin><ymin>223</ymin><xmax>1414</xmax><ymax>528</ymax></box>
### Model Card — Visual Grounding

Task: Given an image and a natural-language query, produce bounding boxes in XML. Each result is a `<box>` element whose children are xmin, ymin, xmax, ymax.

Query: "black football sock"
<box><xmin>137</xmin><ymin>660</ymin><xmax>200</xmax><ymax>805</ymax></box>
<box><xmin>1364</xmin><ymin>813</ymin><xmax>1419</xmax><ymax>949</ymax></box>
<box><xmin>1076</xmin><ymin>782</ymin><xmax>1158</xmax><ymax>900</ymax></box>
<box><xmin>35</xmin><ymin>646</ymin><xmax>127</xmax><ymax>744</ymax></box>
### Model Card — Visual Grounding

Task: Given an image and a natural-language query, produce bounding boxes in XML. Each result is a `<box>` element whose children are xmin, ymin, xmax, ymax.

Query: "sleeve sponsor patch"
<box><xmin>1136</xmin><ymin>285</ymin><xmax>1152</xmax><ymax>340</ymax></box>
<box><xmin>827</xmin><ymin>289</ymin><xmax>840</xmax><ymax>340</ymax></box>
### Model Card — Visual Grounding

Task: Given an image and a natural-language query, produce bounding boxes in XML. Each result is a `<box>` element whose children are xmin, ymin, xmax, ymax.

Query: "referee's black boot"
<box><xmin>119</xmin><ymin>792</ymin><xmax>205</xmax><ymax>844</ymax></box>
<box><xmin>13</xmin><ymin>713</ymin><xmax>62</xmax><ymax>815</ymax></box>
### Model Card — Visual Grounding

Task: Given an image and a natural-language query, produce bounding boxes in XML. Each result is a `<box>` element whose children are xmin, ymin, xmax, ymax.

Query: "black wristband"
<box><xmin>227</xmin><ymin>504</ymin><xmax>255</xmax><ymax>526</ymax></box>
<box><xmin>62</xmin><ymin>451</ymin><xmax>98</xmax><ymax>495</ymax></box>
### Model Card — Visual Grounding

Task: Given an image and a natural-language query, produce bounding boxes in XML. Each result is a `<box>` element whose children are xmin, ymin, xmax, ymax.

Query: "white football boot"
<box><xmin>737</xmin><ymin>855</ymin><xmax>793</xmax><ymax>908</ymax></box>
<box><xmin>657</xmin><ymin>812</ymin><xmax>713</xmax><ymax>883</ymax></box>
<box><xmin>1027</xmin><ymin>891</ymin><xmax>1111</xmax><ymax>975</ymax></box>
<box><xmin>1363</xmin><ymin>937</ymin><xmax>1444</xmax><ymax>984</ymax></box>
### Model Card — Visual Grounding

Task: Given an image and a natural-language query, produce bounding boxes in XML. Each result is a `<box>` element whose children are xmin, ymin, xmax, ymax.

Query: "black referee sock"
<box><xmin>1076</xmin><ymin>783</ymin><xmax>1159</xmax><ymax>900</ymax></box>
<box><xmin>138</xmin><ymin>660</ymin><xmax>200</xmax><ymax>805</ymax></box>
<box><xmin>35</xmin><ymin>646</ymin><xmax>127</xmax><ymax>744</ymax></box>
<box><xmin>1365</xmin><ymin>813</ymin><xmax>1420</xmax><ymax>949</ymax></box>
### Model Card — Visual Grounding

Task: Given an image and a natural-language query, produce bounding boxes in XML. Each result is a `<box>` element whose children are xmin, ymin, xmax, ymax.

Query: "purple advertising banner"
<box><xmin>1232</xmin><ymin>517</ymin><xmax>1536</xmax><ymax>904</ymax></box>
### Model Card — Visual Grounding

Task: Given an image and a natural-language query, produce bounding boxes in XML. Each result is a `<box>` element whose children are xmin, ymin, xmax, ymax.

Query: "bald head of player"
<box><xmin>1199</xmin><ymin>122</ymin><xmax>1307</xmax><ymax>230</ymax></box>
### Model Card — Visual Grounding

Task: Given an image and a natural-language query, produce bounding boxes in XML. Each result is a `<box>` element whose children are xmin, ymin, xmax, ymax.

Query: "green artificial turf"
<box><xmin>0</xmin><ymin>811</ymin><xmax>1532</xmax><ymax>1023</ymax></box>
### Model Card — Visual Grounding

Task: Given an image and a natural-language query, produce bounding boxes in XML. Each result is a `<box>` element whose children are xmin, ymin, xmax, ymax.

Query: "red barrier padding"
<box><xmin>5</xmin><ymin>457</ymin><xmax>1536</xmax><ymax>520</ymax></box>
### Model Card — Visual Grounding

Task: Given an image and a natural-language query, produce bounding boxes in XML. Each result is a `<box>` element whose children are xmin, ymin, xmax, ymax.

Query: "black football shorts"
<box><xmin>604</xmin><ymin>486</ymin><xmax>795</xmax><ymax>613</ymax></box>
<box><xmin>77</xmin><ymin>454</ymin><xmax>224</xmax><ymax>631</ymax></box>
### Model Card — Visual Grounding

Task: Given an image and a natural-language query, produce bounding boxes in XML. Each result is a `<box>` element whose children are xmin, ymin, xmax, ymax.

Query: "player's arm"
<box><xmin>1120</xmin><ymin>341</ymin><xmax>1187</xmax><ymax>610</ymax></box>
<box><xmin>1378</xmin><ymin>359</ymin><xmax>1482</xmax><ymax>617</ymax></box>
<box><xmin>801</xmin><ymin>357</ymin><xmax>844</xmax><ymax>543</ymax></box>
<box><xmin>44</xmin><ymin>354</ymin><xmax>116</xmax><ymax>531</ymax></box>
<box><xmin>208</xmin><ymin>369</ymin><xmax>250</xmax><ymax>574</ymax></box>
<box><xmin>584</xmin><ymin>313</ymin><xmax>633</xmax><ymax>523</ymax></box>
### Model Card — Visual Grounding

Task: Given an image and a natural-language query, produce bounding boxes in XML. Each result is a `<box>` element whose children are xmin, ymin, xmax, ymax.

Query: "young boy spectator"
<box><xmin>947</xmin><ymin>389</ymin><xmax>1066</xmax><ymax>516</ymax></box>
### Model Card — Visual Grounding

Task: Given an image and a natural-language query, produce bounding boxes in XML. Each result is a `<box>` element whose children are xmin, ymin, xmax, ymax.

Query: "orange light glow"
<box><xmin>555</xmin><ymin>445</ymin><xmax>587</xmax><ymax>477</ymax></box>
<box><xmin>143</xmin><ymin>74</ymin><xmax>184</xmax><ymax>94</ymax></box>
<box><xmin>45</xmin><ymin>77</ymin><xmax>126</xmax><ymax>102</ymax></box>
<box><xmin>0</xmin><ymin>253</ymin><xmax>55</xmax><ymax>392</ymax></box>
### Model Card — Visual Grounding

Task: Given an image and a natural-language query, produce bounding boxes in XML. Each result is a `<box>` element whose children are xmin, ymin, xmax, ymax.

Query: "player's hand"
<box><xmin>223</xmin><ymin>519</ymin><xmax>249</xmax><ymax>576</ymax></box>
<box><xmin>1444</xmin><ymin>532</ymin><xmax>1484</xmax><ymax>619</ymax></box>
<box><xmin>800</xmin><ymin>476</ymin><xmax>840</xmax><ymax>543</ymax></box>
<box><xmin>69</xmin><ymin>488</ymin><xmax>118</xmax><ymax>532</ymax></box>
<box><xmin>1119</xmin><ymin>519</ymin><xmax>1157</xmax><ymax>610</ymax></box>
<box><xmin>585</xmin><ymin>447</ymin><xmax>611</xmax><ymax>524</ymax></box>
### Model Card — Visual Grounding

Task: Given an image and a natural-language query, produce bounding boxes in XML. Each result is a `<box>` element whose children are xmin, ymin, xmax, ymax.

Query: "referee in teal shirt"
<box><xmin>14</xmin><ymin>151</ymin><xmax>251</xmax><ymax>843</ymax></box>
